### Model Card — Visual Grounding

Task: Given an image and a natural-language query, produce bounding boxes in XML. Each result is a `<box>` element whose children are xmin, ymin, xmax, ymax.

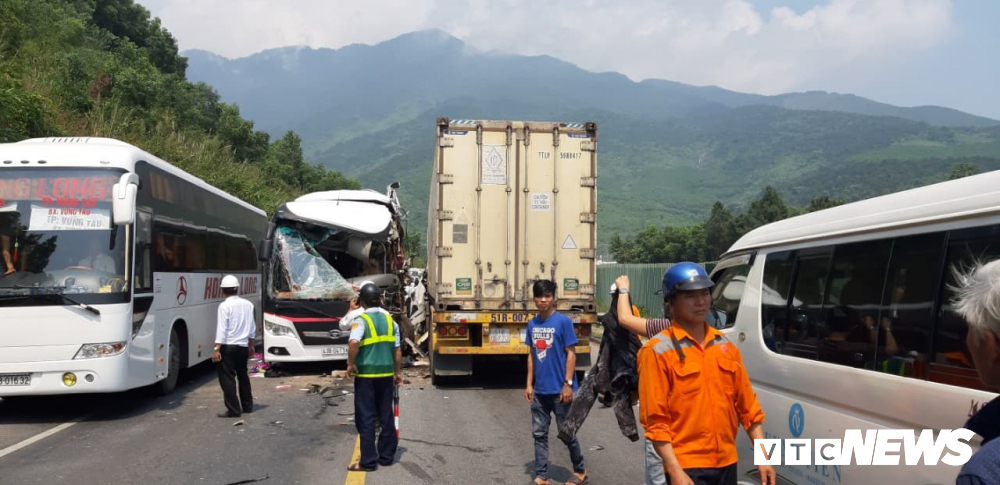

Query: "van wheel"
<box><xmin>156</xmin><ymin>329</ymin><xmax>181</xmax><ymax>395</ymax></box>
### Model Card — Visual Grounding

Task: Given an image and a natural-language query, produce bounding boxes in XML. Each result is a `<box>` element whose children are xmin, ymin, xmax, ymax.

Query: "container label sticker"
<box><xmin>531</xmin><ymin>193</ymin><xmax>550</xmax><ymax>212</ymax></box>
<box><xmin>481</xmin><ymin>145</ymin><xmax>507</xmax><ymax>185</ymax></box>
<box><xmin>456</xmin><ymin>278</ymin><xmax>473</xmax><ymax>295</ymax></box>
<box><xmin>564</xmin><ymin>278</ymin><xmax>580</xmax><ymax>296</ymax></box>
<box><xmin>562</xmin><ymin>234</ymin><xmax>577</xmax><ymax>249</ymax></box>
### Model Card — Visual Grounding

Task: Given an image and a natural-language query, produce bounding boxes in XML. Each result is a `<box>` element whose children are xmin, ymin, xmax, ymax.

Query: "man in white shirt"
<box><xmin>212</xmin><ymin>275</ymin><xmax>256</xmax><ymax>418</ymax></box>
<box><xmin>78</xmin><ymin>240</ymin><xmax>116</xmax><ymax>273</ymax></box>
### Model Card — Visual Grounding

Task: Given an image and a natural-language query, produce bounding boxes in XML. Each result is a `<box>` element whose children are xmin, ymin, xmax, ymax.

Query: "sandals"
<box><xmin>347</xmin><ymin>463</ymin><xmax>376</xmax><ymax>472</ymax></box>
<box><xmin>564</xmin><ymin>473</ymin><xmax>588</xmax><ymax>485</ymax></box>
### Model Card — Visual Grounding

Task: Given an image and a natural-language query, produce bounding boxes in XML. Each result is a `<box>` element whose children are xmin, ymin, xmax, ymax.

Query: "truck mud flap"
<box><xmin>431</xmin><ymin>352</ymin><xmax>473</xmax><ymax>377</ymax></box>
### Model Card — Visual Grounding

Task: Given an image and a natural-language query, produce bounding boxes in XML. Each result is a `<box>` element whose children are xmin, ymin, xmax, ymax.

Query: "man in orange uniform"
<box><xmin>623</xmin><ymin>262</ymin><xmax>776</xmax><ymax>485</ymax></box>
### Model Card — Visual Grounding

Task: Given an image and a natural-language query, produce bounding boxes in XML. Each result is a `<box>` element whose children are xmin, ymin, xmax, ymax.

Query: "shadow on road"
<box><xmin>0</xmin><ymin>360</ymin><xmax>218</xmax><ymax>425</ymax></box>
<box><xmin>432</xmin><ymin>355</ymin><xmax>529</xmax><ymax>390</ymax></box>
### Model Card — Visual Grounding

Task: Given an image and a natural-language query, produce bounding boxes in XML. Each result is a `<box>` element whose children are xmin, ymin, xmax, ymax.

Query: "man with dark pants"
<box><xmin>346</xmin><ymin>283</ymin><xmax>402</xmax><ymax>472</ymax></box>
<box><xmin>526</xmin><ymin>279</ymin><xmax>588</xmax><ymax>485</ymax></box>
<box><xmin>213</xmin><ymin>275</ymin><xmax>255</xmax><ymax>418</ymax></box>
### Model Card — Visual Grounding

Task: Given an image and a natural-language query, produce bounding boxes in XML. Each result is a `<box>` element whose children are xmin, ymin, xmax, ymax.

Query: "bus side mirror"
<box><xmin>258</xmin><ymin>222</ymin><xmax>275</xmax><ymax>261</ymax></box>
<box><xmin>112</xmin><ymin>173</ymin><xmax>139</xmax><ymax>225</ymax></box>
<box><xmin>258</xmin><ymin>239</ymin><xmax>273</xmax><ymax>262</ymax></box>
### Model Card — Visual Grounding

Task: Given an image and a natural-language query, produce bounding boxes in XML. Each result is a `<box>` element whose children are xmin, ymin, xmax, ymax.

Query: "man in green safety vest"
<box><xmin>346</xmin><ymin>283</ymin><xmax>402</xmax><ymax>472</ymax></box>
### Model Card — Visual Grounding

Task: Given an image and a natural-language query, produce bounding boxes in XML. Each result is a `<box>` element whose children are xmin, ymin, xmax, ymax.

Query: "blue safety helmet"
<box><xmin>660</xmin><ymin>262</ymin><xmax>714</xmax><ymax>299</ymax></box>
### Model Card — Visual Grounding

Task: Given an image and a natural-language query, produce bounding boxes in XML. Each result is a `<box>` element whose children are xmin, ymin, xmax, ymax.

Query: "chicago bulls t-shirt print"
<box><xmin>526</xmin><ymin>311</ymin><xmax>578</xmax><ymax>395</ymax></box>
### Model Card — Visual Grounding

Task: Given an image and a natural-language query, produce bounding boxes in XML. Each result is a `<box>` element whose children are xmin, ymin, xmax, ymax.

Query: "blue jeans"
<box><xmin>531</xmin><ymin>394</ymin><xmax>585</xmax><ymax>480</ymax></box>
<box><xmin>645</xmin><ymin>437</ymin><xmax>666</xmax><ymax>485</ymax></box>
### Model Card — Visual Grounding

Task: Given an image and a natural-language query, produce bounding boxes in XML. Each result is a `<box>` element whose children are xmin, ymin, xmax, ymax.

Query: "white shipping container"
<box><xmin>426</xmin><ymin>119</ymin><xmax>597</xmax><ymax>313</ymax></box>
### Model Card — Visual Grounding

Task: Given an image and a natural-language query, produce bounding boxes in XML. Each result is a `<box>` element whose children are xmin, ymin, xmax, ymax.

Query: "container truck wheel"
<box><xmin>156</xmin><ymin>329</ymin><xmax>181</xmax><ymax>395</ymax></box>
<box><xmin>429</xmin><ymin>350</ymin><xmax>441</xmax><ymax>386</ymax></box>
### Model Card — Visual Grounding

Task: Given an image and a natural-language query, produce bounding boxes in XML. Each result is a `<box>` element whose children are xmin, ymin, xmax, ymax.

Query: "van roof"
<box><xmin>726</xmin><ymin>170</ymin><xmax>1000</xmax><ymax>255</ymax></box>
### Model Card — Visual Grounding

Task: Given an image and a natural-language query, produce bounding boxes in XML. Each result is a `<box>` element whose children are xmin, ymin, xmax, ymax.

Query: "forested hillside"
<box><xmin>184</xmin><ymin>33</ymin><xmax>1000</xmax><ymax>256</ymax></box>
<box><xmin>0</xmin><ymin>0</ymin><xmax>359</xmax><ymax>217</ymax></box>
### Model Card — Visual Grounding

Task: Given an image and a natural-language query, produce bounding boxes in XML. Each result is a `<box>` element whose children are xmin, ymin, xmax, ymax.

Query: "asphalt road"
<box><xmin>0</xmin><ymin>345</ymin><xmax>645</xmax><ymax>484</ymax></box>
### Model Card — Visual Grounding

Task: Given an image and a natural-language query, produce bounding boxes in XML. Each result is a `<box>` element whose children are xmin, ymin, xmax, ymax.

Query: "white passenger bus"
<box><xmin>706</xmin><ymin>173</ymin><xmax>1000</xmax><ymax>485</ymax></box>
<box><xmin>259</xmin><ymin>189</ymin><xmax>409</xmax><ymax>363</ymax></box>
<box><xmin>0</xmin><ymin>138</ymin><xmax>265</xmax><ymax>396</ymax></box>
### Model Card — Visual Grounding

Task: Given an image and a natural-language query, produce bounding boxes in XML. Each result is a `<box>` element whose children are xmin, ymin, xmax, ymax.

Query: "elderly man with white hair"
<box><xmin>952</xmin><ymin>260</ymin><xmax>1000</xmax><ymax>485</ymax></box>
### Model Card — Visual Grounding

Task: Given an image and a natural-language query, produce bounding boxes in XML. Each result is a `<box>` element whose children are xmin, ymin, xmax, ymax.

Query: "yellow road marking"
<box><xmin>345</xmin><ymin>435</ymin><xmax>365</xmax><ymax>485</ymax></box>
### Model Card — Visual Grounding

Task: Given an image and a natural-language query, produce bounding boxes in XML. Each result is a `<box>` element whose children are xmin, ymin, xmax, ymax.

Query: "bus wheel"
<box><xmin>156</xmin><ymin>329</ymin><xmax>181</xmax><ymax>395</ymax></box>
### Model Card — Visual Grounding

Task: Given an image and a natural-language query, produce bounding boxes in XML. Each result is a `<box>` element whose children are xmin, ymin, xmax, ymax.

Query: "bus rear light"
<box><xmin>581</xmin><ymin>326</ymin><xmax>590</xmax><ymax>336</ymax></box>
<box><xmin>448</xmin><ymin>326</ymin><xmax>458</xmax><ymax>336</ymax></box>
<box><xmin>74</xmin><ymin>342</ymin><xmax>127</xmax><ymax>359</ymax></box>
<box><xmin>458</xmin><ymin>326</ymin><xmax>467</xmax><ymax>336</ymax></box>
<box><xmin>438</xmin><ymin>326</ymin><xmax>448</xmax><ymax>336</ymax></box>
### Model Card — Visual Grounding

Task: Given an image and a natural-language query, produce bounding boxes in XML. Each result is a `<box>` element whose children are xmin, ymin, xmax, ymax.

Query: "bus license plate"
<box><xmin>322</xmin><ymin>347</ymin><xmax>347</xmax><ymax>356</ymax></box>
<box><xmin>0</xmin><ymin>374</ymin><xmax>31</xmax><ymax>386</ymax></box>
<box><xmin>490</xmin><ymin>328</ymin><xmax>510</xmax><ymax>344</ymax></box>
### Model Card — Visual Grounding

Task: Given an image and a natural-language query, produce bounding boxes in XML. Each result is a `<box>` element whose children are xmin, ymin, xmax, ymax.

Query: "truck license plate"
<box><xmin>0</xmin><ymin>374</ymin><xmax>31</xmax><ymax>386</ymax></box>
<box><xmin>322</xmin><ymin>346</ymin><xmax>347</xmax><ymax>356</ymax></box>
<box><xmin>489</xmin><ymin>328</ymin><xmax>510</xmax><ymax>344</ymax></box>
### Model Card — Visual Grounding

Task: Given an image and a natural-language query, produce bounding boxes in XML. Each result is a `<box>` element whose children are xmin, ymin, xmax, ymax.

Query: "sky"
<box><xmin>138</xmin><ymin>0</ymin><xmax>1000</xmax><ymax>120</ymax></box>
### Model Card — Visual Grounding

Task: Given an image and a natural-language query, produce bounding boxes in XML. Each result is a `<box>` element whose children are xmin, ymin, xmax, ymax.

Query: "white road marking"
<box><xmin>0</xmin><ymin>414</ymin><xmax>92</xmax><ymax>460</ymax></box>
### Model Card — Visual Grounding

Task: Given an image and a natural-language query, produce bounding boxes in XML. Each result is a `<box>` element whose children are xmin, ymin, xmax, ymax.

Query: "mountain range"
<box><xmin>183</xmin><ymin>29</ymin><xmax>1000</xmax><ymax>254</ymax></box>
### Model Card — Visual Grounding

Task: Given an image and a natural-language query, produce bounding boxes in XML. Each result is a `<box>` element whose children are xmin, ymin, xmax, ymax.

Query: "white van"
<box><xmin>708</xmin><ymin>172</ymin><xmax>1000</xmax><ymax>484</ymax></box>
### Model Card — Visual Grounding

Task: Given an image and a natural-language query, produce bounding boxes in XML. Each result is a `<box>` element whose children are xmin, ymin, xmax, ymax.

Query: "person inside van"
<box><xmin>951</xmin><ymin>259</ymin><xmax>1000</xmax><ymax>485</ymax></box>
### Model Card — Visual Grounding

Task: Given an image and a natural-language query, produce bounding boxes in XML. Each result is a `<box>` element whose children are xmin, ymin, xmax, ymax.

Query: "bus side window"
<box><xmin>931</xmin><ymin>224</ymin><xmax>1000</xmax><ymax>391</ymax></box>
<box><xmin>134</xmin><ymin>211</ymin><xmax>153</xmax><ymax>293</ymax></box>
<box><xmin>761</xmin><ymin>250</ymin><xmax>795</xmax><ymax>353</ymax></box>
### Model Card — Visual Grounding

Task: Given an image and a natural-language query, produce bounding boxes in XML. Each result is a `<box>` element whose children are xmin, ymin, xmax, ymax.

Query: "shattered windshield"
<box><xmin>0</xmin><ymin>168</ymin><xmax>129</xmax><ymax>306</ymax></box>
<box><xmin>268</xmin><ymin>226</ymin><xmax>356</xmax><ymax>300</ymax></box>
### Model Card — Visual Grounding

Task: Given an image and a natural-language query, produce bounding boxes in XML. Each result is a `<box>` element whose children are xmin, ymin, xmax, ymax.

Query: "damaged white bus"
<box><xmin>257</xmin><ymin>186</ymin><xmax>415</xmax><ymax>363</ymax></box>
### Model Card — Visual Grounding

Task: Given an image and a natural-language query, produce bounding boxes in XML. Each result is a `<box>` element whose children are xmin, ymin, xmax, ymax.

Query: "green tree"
<box><xmin>949</xmin><ymin>162</ymin><xmax>979</xmax><ymax>180</ymax></box>
<box><xmin>805</xmin><ymin>195</ymin><xmax>845</xmax><ymax>213</ymax></box>
<box><xmin>92</xmin><ymin>0</ymin><xmax>187</xmax><ymax>75</ymax></box>
<box><xmin>216</xmin><ymin>103</ymin><xmax>270</xmax><ymax>163</ymax></box>
<box><xmin>704</xmin><ymin>201</ymin><xmax>736</xmax><ymax>260</ymax></box>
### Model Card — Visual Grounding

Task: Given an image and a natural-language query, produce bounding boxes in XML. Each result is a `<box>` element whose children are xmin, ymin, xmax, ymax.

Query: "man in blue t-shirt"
<box><xmin>525</xmin><ymin>279</ymin><xmax>588</xmax><ymax>485</ymax></box>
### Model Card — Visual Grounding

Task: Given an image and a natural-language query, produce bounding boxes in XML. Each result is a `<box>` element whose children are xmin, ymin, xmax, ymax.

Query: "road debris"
<box><xmin>275</xmin><ymin>385</ymin><xmax>292</xmax><ymax>390</ymax></box>
<box><xmin>588</xmin><ymin>445</ymin><xmax>604</xmax><ymax>451</ymax></box>
<box><xmin>225</xmin><ymin>475</ymin><xmax>269</xmax><ymax>485</ymax></box>
<box><xmin>233</xmin><ymin>420</ymin><xmax>245</xmax><ymax>427</ymax></box>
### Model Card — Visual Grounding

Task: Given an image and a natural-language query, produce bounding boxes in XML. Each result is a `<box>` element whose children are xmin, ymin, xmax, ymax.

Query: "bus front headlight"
<box><xmin>265</xmin><ymin>321</ymin><xmax>296</xmax><ymax>338</ymax></box>
<box><xmin>74</xmin><ymin>342</ymin><xmax>127</xmax><ymax>359</ymax></box>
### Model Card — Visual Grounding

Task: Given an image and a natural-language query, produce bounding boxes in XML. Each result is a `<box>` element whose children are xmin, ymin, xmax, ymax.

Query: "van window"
<box><xmin>932</xmin><ymin>225</ymin><xmax>1000</xmax><ymax>391</ymax></box>
<box><xmin>874</xmin><ymin>233</ymin><xmax>943</xmax><ymax>379</ymax></box>
<box><xmin>759</xmin><ymin>224</ymin><xmax>998</xmax><ymax>392</ymax></box>
<box><xmin>761</xmin><ymin>251</ymin><xmax>794</xmax><ymax>352</ymax></box>
<box><xmin>708</xmin><ymin>260</ymin><xmax>751</xmax><ymax>329</ymax></box>
<box><xmin>783</xmin><ymin>251</ymin><xmax>832</xmax><ymax>360</ymax></box>
<box><xmin>817</xmin><ymin>240</ymin><xmax>891</xmax><ymax>369</ymax></box>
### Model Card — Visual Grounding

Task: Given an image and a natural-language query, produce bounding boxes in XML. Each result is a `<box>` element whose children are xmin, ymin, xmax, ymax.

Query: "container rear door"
<box><xmin>516</xmin><ymin>123</ymin><xmax>596</xmax><ymax>310</ymax></box>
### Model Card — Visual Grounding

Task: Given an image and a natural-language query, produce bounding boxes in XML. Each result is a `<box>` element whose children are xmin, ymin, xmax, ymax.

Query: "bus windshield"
<box><xmin>0</xmin><ymin>168</ymin><xmax>129</xmax><ymax>304</ymax></box>
<box><xmin>268</xmin><ymin>225</ymin><xmax>355</xmax><ymax>301</ymax></box>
